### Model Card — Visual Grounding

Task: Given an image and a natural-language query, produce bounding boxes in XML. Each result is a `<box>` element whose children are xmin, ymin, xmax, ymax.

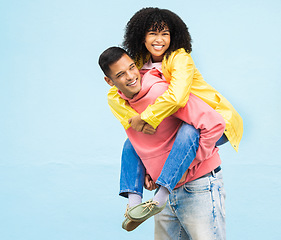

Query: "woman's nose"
<box><xmin>156</xmin><ymin>33</ymin><xmax>164</xmax><ymax>40</ymax></box>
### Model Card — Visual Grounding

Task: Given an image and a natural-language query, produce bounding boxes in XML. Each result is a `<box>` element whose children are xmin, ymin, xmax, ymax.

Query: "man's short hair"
<box><xmin>98</xmin><ymin>47</ymin><xmax>130</xmax><ymax>77</ymax></box>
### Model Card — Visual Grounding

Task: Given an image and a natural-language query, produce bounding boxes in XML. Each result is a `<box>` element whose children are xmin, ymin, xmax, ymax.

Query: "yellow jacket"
<box><xmin>107</xmin><ymin>48</ymin><xmax>243</xmax><ymax>151</ymax></box>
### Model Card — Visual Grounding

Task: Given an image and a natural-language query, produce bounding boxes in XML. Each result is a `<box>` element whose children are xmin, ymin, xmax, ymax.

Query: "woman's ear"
<box><xmin>104</xmin><ymin>76</ymin><xmax>114</xmax><ymax>87</ymax></box>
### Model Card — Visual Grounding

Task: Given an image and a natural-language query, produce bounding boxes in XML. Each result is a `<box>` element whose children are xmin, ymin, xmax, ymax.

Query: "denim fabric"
<box><xmin>216</xmin><ymin>133</ymin><xmax>228</xmax><ymax>146</ymax></box>
<box><xmin>154</xmin><ymin>170</ymin><xmax>226</xmax><ymax>240</ymax></box>
<box><xmin>119</xmin><ymin>139</ymin><xmax>145</xmax><ymax>198</ymax></box>
<box><xmin>156</xmin><ymin>123</ymin><xmax>200</xmax><ymax>192</ymax></box>
<box><xmin>119</xmin><ymin>123</ymin><xmax>199</xmax><ymax>197</ymax></box>
<box><xmin>119</xmin><ymin>121</ymin><xmax>228</xmax><ymax>198</ymax></box>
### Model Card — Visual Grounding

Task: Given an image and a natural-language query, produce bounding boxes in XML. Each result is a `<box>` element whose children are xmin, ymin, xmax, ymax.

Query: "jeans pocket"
<box><xmin>183</xmin><ymin>179</ymin><xmax>211</xmax><ymax>193</ymax></box>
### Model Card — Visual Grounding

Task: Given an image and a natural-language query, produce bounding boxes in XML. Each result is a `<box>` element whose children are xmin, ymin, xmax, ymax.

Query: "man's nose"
<box><xmin>126</xmin><ymin>70</ymin><xmax>134</xmax><ymax>79</ymax></box>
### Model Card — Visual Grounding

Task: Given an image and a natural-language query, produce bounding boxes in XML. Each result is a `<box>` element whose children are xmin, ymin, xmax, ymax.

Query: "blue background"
<box><xmin>1</xmin><ymin>0</ymin><xmax>281</xmax><ymax>239</ymax></box>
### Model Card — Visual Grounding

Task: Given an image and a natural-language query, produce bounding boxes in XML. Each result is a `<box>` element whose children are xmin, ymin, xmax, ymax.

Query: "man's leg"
<box><xmin>159</xmin><ymin>170</ymin><xmax>226</xmax><ymax>240</ymax></box>
<box><xmin>154</xmin><ymin>199</ymin><xmax>190</xmax><ymax>240</ymax></box>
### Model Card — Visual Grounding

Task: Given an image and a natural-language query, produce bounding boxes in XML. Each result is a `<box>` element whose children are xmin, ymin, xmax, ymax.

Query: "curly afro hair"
<box><xmin>123</xmin><ymin>7</ymin><xmax>192</xmax><ymax>64</ymax></box>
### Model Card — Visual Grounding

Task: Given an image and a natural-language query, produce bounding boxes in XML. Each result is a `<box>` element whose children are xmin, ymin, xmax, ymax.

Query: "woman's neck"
<box><xmin>151</xmin><ymin>56</ymin><xmax>163</xmax><ymax>63</ymax></box>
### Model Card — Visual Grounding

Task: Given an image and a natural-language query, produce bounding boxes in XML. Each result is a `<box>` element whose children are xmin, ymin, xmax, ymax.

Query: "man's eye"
<box><xmin>117</xmin><ymin>73</ymin><xmax>124</xmax><ymax>78</ymax></box>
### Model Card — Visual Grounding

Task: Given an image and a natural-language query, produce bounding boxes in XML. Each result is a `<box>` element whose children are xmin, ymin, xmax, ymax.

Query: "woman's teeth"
<box><xmin>153</xmin><ymin>45</ymin><xmax>163</xmax><ymax>50</ymax></box>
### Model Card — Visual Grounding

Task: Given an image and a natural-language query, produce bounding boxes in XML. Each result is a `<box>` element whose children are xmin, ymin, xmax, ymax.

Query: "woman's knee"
<box><xmin>179</xmin><ymin>123</ymin><xmax>200</xmax><ymax>139</ymax></box>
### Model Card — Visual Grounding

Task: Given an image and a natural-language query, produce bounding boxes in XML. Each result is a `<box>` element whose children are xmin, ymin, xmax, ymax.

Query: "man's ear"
<box><xmin>104</xmin><ymin>76</ymin><xmax>114</xmax><ymax>87</ymax></box>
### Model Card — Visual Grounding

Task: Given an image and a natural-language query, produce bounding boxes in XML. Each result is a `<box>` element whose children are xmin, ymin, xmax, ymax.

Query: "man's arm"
<box><xmin>144</xmin><ymin>174</ymin><xmax>157</xmax><ymax>191</ymax></box>
<box><xmin>108</xmin><ymin>87</ymin><xmax>156</xmax><ymax>134</ymax></box>
<box><xmin>174</xmin><ymin>93</ymin><xmax>226</xmax><ymax>161</ymax></box>
<box><xmin>128</xmin><ymin>115</ymin><xmax>156</xmax><ymax>134</ymax></box>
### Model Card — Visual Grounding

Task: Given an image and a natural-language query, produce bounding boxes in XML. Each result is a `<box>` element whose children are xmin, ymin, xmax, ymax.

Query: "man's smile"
<box><xmin>127</xmin><ymin>79</ymin><xmax>137</xmax><ymax>86</ymax></box>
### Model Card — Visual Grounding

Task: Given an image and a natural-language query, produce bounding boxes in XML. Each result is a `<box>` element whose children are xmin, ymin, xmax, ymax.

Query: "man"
<box><xmin>99</xmin><ymin>47</ymin><xmax>226</xmax><ymax>239</ymax></box>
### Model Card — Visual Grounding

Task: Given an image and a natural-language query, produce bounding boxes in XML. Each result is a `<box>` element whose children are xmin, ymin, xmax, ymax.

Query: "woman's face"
<box><xmin>144</xmin><ymin>26</ymin><xmax>171</xmax><ymax>62</ymax></box>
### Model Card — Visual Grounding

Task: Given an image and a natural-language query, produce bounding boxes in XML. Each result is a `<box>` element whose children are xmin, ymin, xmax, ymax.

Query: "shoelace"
<box><xmin>141</xmin><ymin>200</ymin><xmax>159</xmax><ymax>213</ymax></box>
<box><xmin>124</xmin><ymin>204</ymin><xmax>130</xmax><ymax>218</ymax></box>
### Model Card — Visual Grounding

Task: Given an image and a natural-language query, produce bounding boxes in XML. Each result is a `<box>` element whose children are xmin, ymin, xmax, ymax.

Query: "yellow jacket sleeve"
<box><xmin>107</xmin><ymin>86</ymin><xmax>138</xmax><ymax>130</ymax></box>
<box><xmin>106</xmin><ymin>50</ymin><xmax>194</xmax><ymax>130</ymax></box>
<box><xmin>141</xmin><ymin>48</ymin><xmax>243</xmax><ymax>151</ymax></box>
<box><xmin>107</xmin><ymin>48</ymin><xmax>243</xmax><ymax>151</ymax></box>
<box><xmin>140</xmin><ymin>49</ymin><xmax>195</xmax><ymax>128</ymax></box>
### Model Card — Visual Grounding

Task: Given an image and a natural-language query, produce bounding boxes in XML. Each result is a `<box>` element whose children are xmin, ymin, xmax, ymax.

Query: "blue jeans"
<box><xmin>154</xmin><ymin>170</ymin><xmax>226</xmax><ymax>240</ymax></box>
<box><xmin>119</xmin><ymin>123</ymin><xmax>200</xmax><ymax>197</ymax></box>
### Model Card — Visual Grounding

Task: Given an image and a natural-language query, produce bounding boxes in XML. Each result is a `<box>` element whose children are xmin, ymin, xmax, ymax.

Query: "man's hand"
<box><xmin>128</xmin><ymin>115</ymin><xmax>146</xmax><ymax>132</ymax></box>
<box><xmin>142</xmin><ymin>123</ymin><xmax>156</xmax><ymax>135</ymax></box>
<box><xmin>144</xmin><ymin>174</ymin><xmax>158</xmax><ymax>191</ymax></box>
<box><xmin>129</xmin><ymin>115</ymin><xmax>156</xmax><ymax>134</ymax></box>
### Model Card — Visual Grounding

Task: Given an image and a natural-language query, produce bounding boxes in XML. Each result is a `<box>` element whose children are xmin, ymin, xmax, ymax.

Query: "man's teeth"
<box><xmin>128</xmin><ymin>80</ymin><xmax>137</xmax><ymax>86</ymax></box>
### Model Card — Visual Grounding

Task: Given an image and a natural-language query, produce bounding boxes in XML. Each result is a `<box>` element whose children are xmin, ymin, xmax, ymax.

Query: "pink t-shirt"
<box><xmin>118</xmin><ymin>64</ymin><xmax>225</xmax><ymax>187</ymax></box>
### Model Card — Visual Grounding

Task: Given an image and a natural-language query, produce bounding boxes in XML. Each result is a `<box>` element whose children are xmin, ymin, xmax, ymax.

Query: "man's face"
<box><xmin>105</xmin><ymin>54</ymin><xmax>141</xmax><ymax>99</ymax></box>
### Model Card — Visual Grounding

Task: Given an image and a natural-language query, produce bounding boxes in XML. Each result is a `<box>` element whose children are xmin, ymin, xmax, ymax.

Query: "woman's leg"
<box><xmin>156</xmin><ymin>125</ymin><xmax>229</xmax><ymax>193</ymax></box>
<box><xmin>120</xmin><ymin>126</ymin><xmax>228</xmax><ymax>203</ymax></box>
<box><xmin>119</xmin><ymin>138</ymin><xmax>145</xmax><ymax>199</ymax></box>
<box><xmin>156</xmin><ymin>123</ymin><xmax>200</xmax><ymax>193</ymax></box>
<box><xmin>126</xmin><ymin>123</ymin><xmax>199</xmax><ymax>222</ymax></box>
<box><xmin>216</xmin><ymin>133</ymin><xmax>228</xmax><ymax>146</ymax></box>
<box><xmin>124</xmin><ymin>124</ymin><xmax>228</xmax><ymax>224</ymax></box>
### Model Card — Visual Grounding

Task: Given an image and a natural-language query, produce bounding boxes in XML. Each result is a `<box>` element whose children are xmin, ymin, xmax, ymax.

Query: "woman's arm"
<box><xmin>107</xmin><ymin>49</ymin><xmax>195</xmax><ymax>132</ymax></box>
<box><xmin>108</xmin><ymin>86</ymin><xmax>157</xmax><ymax>134</ymax></box>
<box><xmin>140</xmin><ymin>49</ymin><xmax>195</xmax><ymax>129</ymax></box>
<box><xmin>107</xmin><ymin>86</ymin><xmax>139</xmax><ymax>130</ymax></box>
